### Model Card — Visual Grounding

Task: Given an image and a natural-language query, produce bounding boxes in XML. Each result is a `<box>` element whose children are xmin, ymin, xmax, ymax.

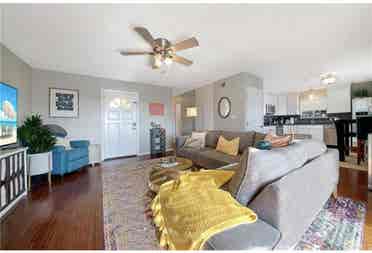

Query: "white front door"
<box><xmin>103</xmin><ymin>90</ymin><xmax>138</xmax><ymax>159</ymax></box>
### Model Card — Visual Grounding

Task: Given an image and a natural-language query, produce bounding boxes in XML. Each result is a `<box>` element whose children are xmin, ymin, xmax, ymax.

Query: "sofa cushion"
<box><xmin>203</xmin><ymin>219</ymin><xmax>280</xmax><ymax>250</ymax></box>
<box><xmin>177</xmin><ymin>147</ymin><xmax>203</xmax><ymax>160</ymax></box>
<box><xmin>66</xmin><ymin>148</ymin><xmax>88</xmax><ymax>161</ymax></box>
<box><xmin>205</xmin><ymin>131</ymin><xmax>221</xmax><ymax>148</ymax></box>
<box><xmin>295</xmin><ymin>139</ymin><xmax>327</xmax><ymax>161</ymax></box>
<box><xmin>232</xmin><ymin>139</ymin><xmax>327</xmax><ymax>206</ymax></box>
<box><xmin>216</xmin><ymin>136</ymin><xmax>240</xmax><ymax>156</ymax></box>
<box><xmin>178</xmin><ymin>146</ymin><xmax>240</xmax><ymax>169</ymax></box>
<box><xmin>228</xmin><ymin>148</ymin><xmax>249</xmax><ymax>197</ymax></box>
<box><xmin>191</xmin><ymin>131</ymin><xmax>207</xmax><ymax>148</ymax></box>
<box><xmin>56</xmin><ymin>137</ymin><xmax>71</xmax><ymax>149</ymax></box>
<box><xmin>219</xmin><ymin>131</ymin><xmax>256</xmax><ymax>154</ymax></box>
<box><xmin>200</xmin><ymin>149</ymin><xmax>240</xmax><ymax>165</ymax></box>
<box><xmin>183</xmin><ymin>137</ymin><xmax>203</xmax><ymax>149</ymax></box>
<box><xmin>254</xmin><ymin>132</ymin><xmax>266</xmax><ymax>145</ymax></box>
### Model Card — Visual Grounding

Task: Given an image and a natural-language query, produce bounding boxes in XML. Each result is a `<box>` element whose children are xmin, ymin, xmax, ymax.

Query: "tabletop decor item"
<box><xmin>49</xmin><ymin>88</ymin><xmax>79</xmax><ymax>118</ymax></box>
<box><xmin>159</xmin><ymin>156</ymin><xmax>178</xmax><ymax>168</ymax></box>
<box><xmin>148</xmin><ymin>157</ymin><xmax>193</xmax><ymax>193</ymax></box>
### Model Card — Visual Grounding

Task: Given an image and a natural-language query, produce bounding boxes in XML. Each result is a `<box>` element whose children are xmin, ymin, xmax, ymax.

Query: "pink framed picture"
<box><xmin>149</xmin><ymin>103</ymin><xmax>164</xmax><ymax>116</ymax></box>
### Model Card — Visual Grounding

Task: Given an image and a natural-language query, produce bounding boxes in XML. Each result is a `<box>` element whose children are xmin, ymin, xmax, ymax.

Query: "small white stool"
<box><xmin>89</xmin><ymin>144</ymin><xmax>102</xmax><ymax>166</ymax></box>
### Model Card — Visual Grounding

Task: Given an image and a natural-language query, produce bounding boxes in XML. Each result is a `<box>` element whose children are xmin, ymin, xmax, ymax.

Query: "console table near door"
<box><xmin>0</xmin><ymin>147</ymin><xmax>28</xmax><ymax>219</ymax></box>
<box><xmin>150</xmin><ymin>128</ymin><xmax>166</xmax><ymax>158</ymax></box>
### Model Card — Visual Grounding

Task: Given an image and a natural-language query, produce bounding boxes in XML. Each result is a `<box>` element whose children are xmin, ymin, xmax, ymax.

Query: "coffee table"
<box><xmin>148</xmin><ymin>157</ymin><xmax>193</xmax><ymax>193</ymax></box>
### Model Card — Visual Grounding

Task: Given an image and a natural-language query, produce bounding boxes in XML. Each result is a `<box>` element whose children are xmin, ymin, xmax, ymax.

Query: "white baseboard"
<box><xmin>137</xmin><ymin>148</ymin><xmax>174</xmax><ymax>156</ymax></box>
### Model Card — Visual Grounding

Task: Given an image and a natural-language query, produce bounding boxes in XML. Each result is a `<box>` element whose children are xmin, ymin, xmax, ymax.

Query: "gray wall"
<box><xmin>213</xmin><ymin>72</ymin><xmax>263</xmax><ymax>131</ymax></box>
<box><xmin>181</xmin><ymin>72</ymin><xmax>263</xmax><ymax>133</ymax></box>
<box><xmin>195</xmin><ymin>83</ymin><xmax>214</xmax><ymax>131</ymax></box>
<box><xmin>31</xmin><ymin>68</ymin><xmax>174</xmax><ymax>155</ymax></box>
<box><xmin>174</xmin><ymin>90</ymin><xmax>196</xmax><ymax>135</ymax></box>
<box><xmin>1</xmin><ymin>43</ymin><xmax>32</xmax><ymax>123</ymax></box>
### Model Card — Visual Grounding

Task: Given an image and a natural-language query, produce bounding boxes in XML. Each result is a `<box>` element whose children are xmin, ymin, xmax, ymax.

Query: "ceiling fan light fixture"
<box><xmin>153</xmin><ymin>54</ymin><xmax>162</xmax><ymax>68</ymax></box>
<box><xmin>164</xmin><ymin>56</ymin><xmax>173</xmax><ymax>65</ymax></box>
<box><xmin>121</xmin><ymin>26</ymin><xmax>198</xmax><ymax>69</ymax></box>
<box><xmin>320</xmin><ymin>72</ymin><xmax>337</xmax><ymax>85</ymax></box>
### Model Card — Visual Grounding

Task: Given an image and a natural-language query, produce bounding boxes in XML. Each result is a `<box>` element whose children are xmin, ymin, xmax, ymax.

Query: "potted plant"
<box><xmin>18</xmin><ymin>114</ymin><xmax>56</xmax><ymax>188</ymax></box>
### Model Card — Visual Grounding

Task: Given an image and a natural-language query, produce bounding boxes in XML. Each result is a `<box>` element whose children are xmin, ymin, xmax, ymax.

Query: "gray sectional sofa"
<box><xmin>175</xmin><ymin>131</ymin><xmax>339</xmax><ymax>250</ymax></box>
<box><xmin>176</xmin><ymin>130</ymin><xmax>266</xmax><ymax>169</ymax></box>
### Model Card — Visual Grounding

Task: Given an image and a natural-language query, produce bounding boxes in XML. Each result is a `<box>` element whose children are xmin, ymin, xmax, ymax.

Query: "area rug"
<box><xmin>295</xmin><ymin>197</ymin><xmax>366</xmax><ymax>250</ymax></box>
<box><xmin>102</xmin><ymin>159</ymin><xmax>366</xmax><ymax>250</ymax></box>
<box><xmin>102</xmin><ymin>158</ymin><xmax>160</xmax><ymax>250</ymax></box>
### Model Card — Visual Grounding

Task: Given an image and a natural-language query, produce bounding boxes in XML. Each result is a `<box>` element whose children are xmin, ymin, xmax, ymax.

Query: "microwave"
<box><xmin>265</xmin><ymin>104</ymin><xmax>276</xmax><ymax>115</ymax></box>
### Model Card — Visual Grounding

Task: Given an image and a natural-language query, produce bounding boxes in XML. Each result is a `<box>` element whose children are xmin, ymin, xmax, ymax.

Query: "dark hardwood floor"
<box><xmin>0</xmin><ymin>158</ymin><xmax>369</xmax><ymax>249</ymax></box>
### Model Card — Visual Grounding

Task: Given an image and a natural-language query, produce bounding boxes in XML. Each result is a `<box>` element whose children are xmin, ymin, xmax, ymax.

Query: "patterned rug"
<box><xmin>102</xmin><ymin>159</ymin><xmax>366</xmax><ymax>250</ymax></box>
<box><xmin>102</xmin><ymin>159</ymin><xmax>160</xmax><ymax>250</ymax></box>
<box><xmin>295</xmin><ymin>197</ymin><xmax>366</xmax><ymax>250</ymax></box>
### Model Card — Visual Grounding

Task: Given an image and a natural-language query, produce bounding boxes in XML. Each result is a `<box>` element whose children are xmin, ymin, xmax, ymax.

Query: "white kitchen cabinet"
<box><xmin>327</xmin><ymin>83</ymin><xmax>351</xmax><ymax>113</ymax></box>
<box><xmin>287</xmin><ymin>92</ymin><xmax>299</xmax><ymax>115</ymax></box>
<box><xmin>264</xmin><ymin>93</ymin><xmax>277</xmax><ymax>113</ymax></box>
<box><xmin>264</xmin><ymin>93</ymin><xmax>276</xmax><ymax>106</ymax></box>
<box><xmin>277</xmin><ymin>95</ymin><xmax>288</xmax><ymax>115</ymax></box>
<box><xmin>307</xmin><ymin>125</ymin><xmax>324</xmax><ymax>141</ymax></box>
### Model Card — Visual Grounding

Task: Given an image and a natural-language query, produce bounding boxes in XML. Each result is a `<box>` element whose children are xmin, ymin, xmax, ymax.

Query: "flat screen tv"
<box><xmin>0</xmin><ymin>82</ymin><xmax>18</xmax><ymax>148</ymax></box>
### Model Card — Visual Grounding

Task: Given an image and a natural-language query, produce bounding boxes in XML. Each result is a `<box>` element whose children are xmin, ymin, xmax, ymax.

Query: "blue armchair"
<box><xmin>44</xmin><ymin>124</ymin><xmax>90</xmax><ymax>176</ymax></box>
<box><xmin>51</xmin><ymin>140</ymin><xmax>90</xmax><ymax>176</ymax></box>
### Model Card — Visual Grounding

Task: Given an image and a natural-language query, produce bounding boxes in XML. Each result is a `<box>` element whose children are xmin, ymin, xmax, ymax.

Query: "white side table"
<box><xmin>89</xmin><ymin>144</ymin><xmax>102</xmax><ymax>166</ymax></box>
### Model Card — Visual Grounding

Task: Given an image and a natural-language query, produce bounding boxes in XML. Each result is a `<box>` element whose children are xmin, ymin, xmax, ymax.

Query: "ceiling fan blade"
<box><xmin>172</xmin><ymin>55</ymin><xmax>193</xmax><ymax>66</ymax></box>
<box><xmin>172</xmin><ymin>37</ymin><xmax>199</xmax><ymax>52</ymax></box>
<box><xmin>134</xmin><ymin>27</ymin><xmax>156</xmax><ymax>47</ymax></box>
<box><xmin>120</xmin><ymin>51</ymin><xmax>153</xmax><ymax>56</ymax></box>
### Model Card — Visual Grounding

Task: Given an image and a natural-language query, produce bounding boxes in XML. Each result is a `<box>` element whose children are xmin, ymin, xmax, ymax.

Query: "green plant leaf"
<box><xmin>17</xmin><ymin>114</ymin><xmax>56</xmax><ymax>154</ymax></box>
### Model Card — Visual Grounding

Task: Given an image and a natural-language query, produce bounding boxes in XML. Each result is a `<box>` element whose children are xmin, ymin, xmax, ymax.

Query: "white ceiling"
<box><xmin>2</xmin><ymin>4</ymin><xmax>372</xmax><ymax>92</ymax></box>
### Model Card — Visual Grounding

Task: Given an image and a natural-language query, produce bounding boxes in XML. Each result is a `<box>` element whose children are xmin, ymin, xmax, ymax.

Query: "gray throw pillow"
<box><xmin>183</xmin><ymin>137</ymin><xmax>203</xmax><ymax>149</ymax></box>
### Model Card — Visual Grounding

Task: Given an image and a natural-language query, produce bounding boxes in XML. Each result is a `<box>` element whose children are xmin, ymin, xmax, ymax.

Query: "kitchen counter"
<box><xmin>263</xmin><ymin>123</ymin><xmax>334</xmax><ymax>143</ymax></box>
<box><xmin>264</xmin><ymin>120</ymin><xmax>333</xmax><ymax>126</ymax></box>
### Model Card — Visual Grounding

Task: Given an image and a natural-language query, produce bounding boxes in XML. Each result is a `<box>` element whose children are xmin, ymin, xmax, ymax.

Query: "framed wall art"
<box><xmin>49</xmin><ymin>88</ymin><xmax>79</xmax><ymax>118</ymax></box>
<box><xmin>149</xmin><ymin>102</ymin><xmax>164</xmax><ymax>116</ymax></box>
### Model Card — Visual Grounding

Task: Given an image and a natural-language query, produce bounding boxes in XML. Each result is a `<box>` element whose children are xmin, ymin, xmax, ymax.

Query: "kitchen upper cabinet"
<box><xmin>277</xmin><ymin>95</ymin><xmax>288</xmax><ymax>115</ymax></box>
<box><xmin>264</xmin><ymin>93</ymin><xmax>276</xmax><ymax>107</ymax></box>
<box><xmin>300</xmin><ymin>89</ymin><xmax>327</xmax><ymax>112</ymax></box>
<box><xmin>327</xmin><ymin>83</ymin><xmax>351</xmax><ymax>113</ymax></box>
<box><xmin>264</xmin><ymin>93</ymin><xmax>299</xmax><ymax>115</ymax></box>
<box><xmin>287</xmin><ymin>92</ymin><xmax>299</xmax><ymax>115</ymax></box>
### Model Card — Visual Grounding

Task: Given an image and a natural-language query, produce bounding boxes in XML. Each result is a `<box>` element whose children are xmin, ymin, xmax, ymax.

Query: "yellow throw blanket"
<box><xmin>151</xmin><ymin>170</ymin><xmax>257</xmax><ymax>250</ymax></box>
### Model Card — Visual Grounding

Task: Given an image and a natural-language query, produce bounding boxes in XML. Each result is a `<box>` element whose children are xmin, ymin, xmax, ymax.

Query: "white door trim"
<box><xmin>101</xmin><ymin>88</ymin><xmax>140</xmax><ymax>160</ymax></box>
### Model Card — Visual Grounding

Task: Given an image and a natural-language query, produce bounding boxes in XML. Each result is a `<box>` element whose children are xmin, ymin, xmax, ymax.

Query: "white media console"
<box><xmin>0</xmin><ymin>147</ymin><xmax>28</xmax><ymax>219</ymax></box>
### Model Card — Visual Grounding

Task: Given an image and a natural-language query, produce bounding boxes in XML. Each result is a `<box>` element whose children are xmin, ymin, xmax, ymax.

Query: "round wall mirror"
<box><xmin>218</xmin><ymin>97</ymin><xmax>231</xmax><ymax>119</ymax></box>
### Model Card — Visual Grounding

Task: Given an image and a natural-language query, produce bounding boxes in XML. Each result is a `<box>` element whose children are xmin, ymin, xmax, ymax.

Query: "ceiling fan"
<box><xmin>120</xmin><ymin>27</ymin><xmax>199</xmax><ymax>69</ymax></box>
